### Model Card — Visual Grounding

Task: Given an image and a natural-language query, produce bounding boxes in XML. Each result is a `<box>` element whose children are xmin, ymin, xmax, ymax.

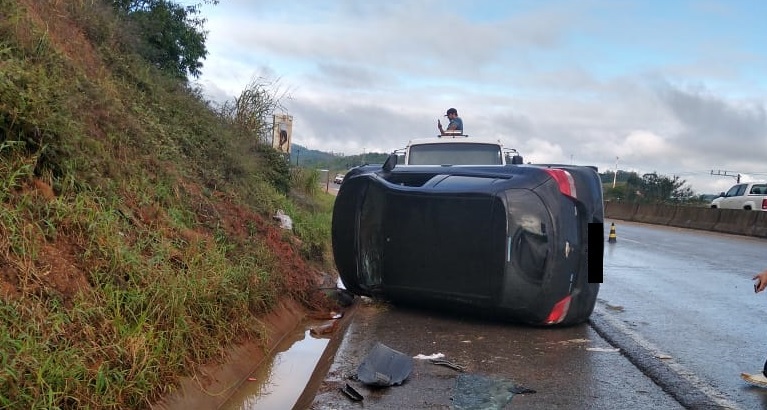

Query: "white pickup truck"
<box><xmin>710</xmin><ymin>182</ymin><xmax>767</xmax><ymax>211</ymax></box>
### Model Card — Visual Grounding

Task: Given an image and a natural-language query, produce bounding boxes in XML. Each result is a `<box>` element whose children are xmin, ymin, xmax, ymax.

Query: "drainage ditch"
<box><xmin>221</xmin><ymin>322</ymin><xmax>331</xmax><ymax>409</ymax></box>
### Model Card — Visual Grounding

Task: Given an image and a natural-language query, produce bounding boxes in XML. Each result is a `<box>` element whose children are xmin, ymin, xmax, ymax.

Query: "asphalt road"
<box><xmin>595</xmin><ymin>221</ymin><xmax>767</xmax><ymax>409</ymax></box>
<box><xmin>301</xmin><ymin>220</ymin><xmax>767</xmax><ymax>409</ymax></box>
<box><xmin>307</xmin><ymin>300</ymin><xmax>685</xmax><ymax>409</ymax></box>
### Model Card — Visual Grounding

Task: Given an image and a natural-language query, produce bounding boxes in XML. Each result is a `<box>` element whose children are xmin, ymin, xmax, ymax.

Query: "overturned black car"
<box><xmin>332</xmin><ymin>136</ymin><xmax>604</xmax><ymax>325</ymax></box>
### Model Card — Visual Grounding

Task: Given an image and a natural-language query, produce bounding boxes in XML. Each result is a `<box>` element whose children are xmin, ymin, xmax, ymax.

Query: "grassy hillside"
<box><xmin>0</xmin><ymin>1</ymin><xmax>335</xmax><ymax>408</ymax></box>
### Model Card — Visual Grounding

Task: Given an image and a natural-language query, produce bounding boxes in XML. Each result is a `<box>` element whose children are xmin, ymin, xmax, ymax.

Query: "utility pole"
<box><xmin>612</xmin><ymin>156</ymin><xmax>619</xmax><ymax>188</ymax></box>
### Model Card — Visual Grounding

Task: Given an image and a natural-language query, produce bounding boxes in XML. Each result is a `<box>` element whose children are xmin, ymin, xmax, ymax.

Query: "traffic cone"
<box><xmin>608</xmin><ymin>222</ymin><xmax>617</xmax><ymax>243</ymax></box>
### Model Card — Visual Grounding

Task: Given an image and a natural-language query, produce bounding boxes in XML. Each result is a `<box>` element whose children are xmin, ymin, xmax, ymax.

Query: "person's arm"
<box><xmin>446</xmin><ymin>120</ymin><xmax>458</xmax><ymax>131</ymax></box>
<box><xmin>753</xmin><ymin>269</ymin><xmax>767</xmax><ymax>293</ymax></box>
<box><xmin>437</xmin><ymin>119</ymin><xmax>445</xmax><ymax>135</ymax></box>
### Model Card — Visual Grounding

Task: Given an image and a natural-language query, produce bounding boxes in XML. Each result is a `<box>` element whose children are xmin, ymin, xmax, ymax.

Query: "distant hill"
<box><xmin>291</xmin><ymin>144</ymin><xmax>390</xmax><ymax>171</ymax></box>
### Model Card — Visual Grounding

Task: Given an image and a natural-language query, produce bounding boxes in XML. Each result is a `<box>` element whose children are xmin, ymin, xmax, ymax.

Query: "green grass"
<box><xmin>0</xmin><ymin>2</ymin><xmax>336</xmax><ymax>408</ymax></box>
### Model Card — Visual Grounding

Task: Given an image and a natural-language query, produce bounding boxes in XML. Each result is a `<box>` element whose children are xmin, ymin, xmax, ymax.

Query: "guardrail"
<box><xmin>604</xmin><ymin>201</ymin><xmax>767</xmax><ymax>238</ymax></box>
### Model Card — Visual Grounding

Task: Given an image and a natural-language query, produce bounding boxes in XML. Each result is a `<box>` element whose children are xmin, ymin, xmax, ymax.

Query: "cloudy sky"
<box><xmin>194</xmin><ymin>0</ymin><xmax>766</xmax><ymax>194</ymax></box>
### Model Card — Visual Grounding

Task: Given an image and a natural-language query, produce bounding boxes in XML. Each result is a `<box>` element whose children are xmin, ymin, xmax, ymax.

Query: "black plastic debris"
<box><xmin>356</xmin><ymin>342</ymin><xmax>413</xmax><ymax>387</ymax></box>
<box><xmin>322</xmin><ymin>288</ymin><xmax>356</xmax><ymax>307</ymax></box>
<box><xmin>339</xmin><ymin>383</ymin><xmax>363</xmax><ymax>402</ymax></box>
<box><xmin>453</xmin><ymin>373</ymin><xmax>536</xmax><ymax>410</ymax></box>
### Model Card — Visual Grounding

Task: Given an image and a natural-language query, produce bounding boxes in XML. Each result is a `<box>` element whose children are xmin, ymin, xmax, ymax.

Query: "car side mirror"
<box><xmin>383</xmin><ymin>153</ymin><xmax>397</xmax><ymax>172</ymax></box>
<box><xmin>718</xmin><ymin>192</ymin><xmax>725</xmax><ymax>197</ymax></box>
<box><xmin>511</xmin><ymin>155</ymin><xmax>523</xmax><ymax>165</ymax></box>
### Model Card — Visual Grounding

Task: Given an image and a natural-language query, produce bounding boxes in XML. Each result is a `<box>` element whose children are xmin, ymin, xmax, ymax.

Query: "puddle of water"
<box><xmin>221</xmin><ymin>323</ymin><xmax>330</xmax><ymax>410</ymax></box>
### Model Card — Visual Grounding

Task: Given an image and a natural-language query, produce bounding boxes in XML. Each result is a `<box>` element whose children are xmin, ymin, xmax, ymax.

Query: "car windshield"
<box><xmin>408</xmin><ymin>143</ymin><xmax>503</xmax><ymax>165</ymax></box>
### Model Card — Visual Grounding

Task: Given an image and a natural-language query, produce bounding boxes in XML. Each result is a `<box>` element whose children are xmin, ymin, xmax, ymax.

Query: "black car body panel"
<box><xmin>332</xmin><ymin>163</ymin><xmax>604</xmax><ymax>325</ymax></box>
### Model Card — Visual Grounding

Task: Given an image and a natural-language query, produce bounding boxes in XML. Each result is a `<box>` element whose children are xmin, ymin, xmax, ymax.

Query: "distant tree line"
<box><xmin>291</xmin><ymin>145</ymin><xmax>390</xmax><ymax>172</ymax></box>
<box><xmin>296</xmin><ymin>150</ymin><xmax>707</xmax><ymax>204</ymax></box>
<box><xmin>600</xmin><ymin>170</ymin><xmax>708</xmax><ymax>205</ymax></box>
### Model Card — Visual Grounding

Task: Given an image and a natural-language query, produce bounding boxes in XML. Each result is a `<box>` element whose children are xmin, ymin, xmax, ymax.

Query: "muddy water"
<box><xmin>221</xmin><ymin>322</ymin><xmax>330</xmax><ymax>410</ymax></box>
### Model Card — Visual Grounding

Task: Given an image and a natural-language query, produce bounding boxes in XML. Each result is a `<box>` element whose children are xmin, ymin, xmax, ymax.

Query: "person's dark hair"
<box><xmin>446</xmin><ymin>108</ymin><xmax>458</xmax><ymax>116</ymax></box>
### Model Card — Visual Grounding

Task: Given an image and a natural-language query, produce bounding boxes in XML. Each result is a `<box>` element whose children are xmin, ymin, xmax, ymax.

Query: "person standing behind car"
<box><xmin>746</xmin><ymin>269</ymin><xmax>767</xmax><ymax>384</ymax></box>
<box><xmin>438</xmin><ymin>107</ymin><xmax>463</xmax><ymax>136</ymax></box>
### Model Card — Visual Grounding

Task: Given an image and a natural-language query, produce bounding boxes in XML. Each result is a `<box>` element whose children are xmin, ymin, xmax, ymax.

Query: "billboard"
<box><xmin>272</xmin><ymin>114</ymin><xmax>293</xmax><ymax>154</ymax></box>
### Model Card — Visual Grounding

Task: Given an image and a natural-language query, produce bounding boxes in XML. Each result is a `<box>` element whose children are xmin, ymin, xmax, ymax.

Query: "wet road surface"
<box><xmin>307</xmin><ymin>300</ymin><xmax>683</xmax><ymax>409</ymax></box>
<box><xmin>596</xmin><ymin>221</ymin><xmax>767</xmax><ymax>409</ymax></box>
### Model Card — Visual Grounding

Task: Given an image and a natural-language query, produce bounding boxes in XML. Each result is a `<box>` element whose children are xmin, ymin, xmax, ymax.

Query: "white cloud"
<box><xmin>196</xmin><ymin>0</ymin><xmax>767</xmax><ymax>194</ymax></box>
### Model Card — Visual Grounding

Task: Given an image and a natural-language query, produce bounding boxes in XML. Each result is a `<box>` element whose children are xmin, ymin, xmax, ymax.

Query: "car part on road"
<box><xmin>339</xmin><ymin>383</ymin><xmax>364</xmax><ymax>401</ymax></box>
<box><xmin>453</xmin><ymin>373</ymin><xmax>536</xmax><ymax>409</ymax></box>
<box><xmin>429</xmin><ymin>358</ymin><xmax>466</xmax><ymax>372</ymax></box>
<box><xmin>356</xmin><ymin>342</ymin><xmax>413</xmax><ymax>387</ymax></box>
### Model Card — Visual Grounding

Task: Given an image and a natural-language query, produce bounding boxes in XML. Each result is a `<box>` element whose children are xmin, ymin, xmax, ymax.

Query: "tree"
<box><xmin>632</xmin><ymin>173</ymin><xmax>695</xmax><ymax>203</ymax></box>
<box><xmin>111</xmin><ymin>0</ymin><xmax>218</xmax><ymax>80</ymax></box>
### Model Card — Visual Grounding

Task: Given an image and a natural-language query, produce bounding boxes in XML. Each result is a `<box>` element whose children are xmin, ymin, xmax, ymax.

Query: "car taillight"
<box><xmin>762</xmin><ymin>198</ymin><xmax>767</xmax><ymax>210</ymax></box>
<box><xmin>544</xmin><ymin>295</ymin><xmax>572</xmax><ymax>325</ymax></box>
<box><xmin>544</xmin><ymin>169</ymin><xmax>577</xmax><ymax>198</ymax></box>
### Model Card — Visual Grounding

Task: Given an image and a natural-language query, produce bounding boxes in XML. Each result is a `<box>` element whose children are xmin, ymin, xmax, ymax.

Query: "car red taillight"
<box><xmin>762</xmin><ymin>198</ymin><xmax>767</xmax><ymax>210</ymax></box>
<box><xmin>544</xmin><ymin>169</ymin><xmax>577</xmax><ymax>198</ymax></box>
<box><xmin>544</xmin><ymin>295</ymin><xmax>572</xmax><ymax>325</ymax></box>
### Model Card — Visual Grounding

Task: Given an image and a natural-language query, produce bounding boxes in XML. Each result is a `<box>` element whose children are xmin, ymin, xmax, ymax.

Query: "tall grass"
<box><xmin>0</xmin><ymin>1</ymin><xmax>336</xmax><ymax>408</ymax></box>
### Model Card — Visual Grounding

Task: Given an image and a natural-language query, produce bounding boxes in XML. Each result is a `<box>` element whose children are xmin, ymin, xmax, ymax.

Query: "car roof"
<box><xmin>407</xmin><ymin>136</ymin><xmax>503</xmax><ymax>146</ymax></box>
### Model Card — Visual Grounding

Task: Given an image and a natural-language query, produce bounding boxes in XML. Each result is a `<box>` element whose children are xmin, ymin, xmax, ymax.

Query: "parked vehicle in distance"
<box><xmin>710</xmin><ymin>182</ymin><xmax>767</xmax><ymax>211</ymax></box>
<box><xmin>332</xmin><ymin>134</ymin><xmax>604</xmax><ymax>326</ymax></box>
<box><xmin>333</xmin><ymin>173</ymin><xmax>345</xmax><ymax>184</ymax></box>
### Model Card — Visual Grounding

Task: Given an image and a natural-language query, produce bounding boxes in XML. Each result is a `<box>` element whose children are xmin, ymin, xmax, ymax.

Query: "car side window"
<box><xmin>751</xmin><ymin>184</ymin><xmax>766</xmax><ymax>195</ymax></box>
<box><xmin>726</xmin><ymin>184</ymin><xmax>744</xmax><ymax>197</ymax></box>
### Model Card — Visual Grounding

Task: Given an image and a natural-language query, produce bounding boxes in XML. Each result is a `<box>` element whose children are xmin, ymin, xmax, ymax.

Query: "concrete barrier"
<box><xmin>713</xmin><ymin>209</ymin><xmax>760</xmax><ymax>236</ymax></box>
<box><xmin>751</xmin><ymin>212</ymin><xmax>767</xmax><ymax>238</ymax></box>
<box><xmin>603</xmin><ymin>202</ymin><xmax>767</xmax><ymax>239</ymax></box>
<box><xmin>633</xmin><ymin>204</ymin><xmax>677</xmax><ymax>225</ymax></box>
<box><xmin>668</xmin><ymin>206</ymin><xmax>721</xmax><ymax>231</ymax></box>
<box><xmin>604</xmin><ymin>201</ymin><xmax>637</xmax><ymax>221</ymax></box>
